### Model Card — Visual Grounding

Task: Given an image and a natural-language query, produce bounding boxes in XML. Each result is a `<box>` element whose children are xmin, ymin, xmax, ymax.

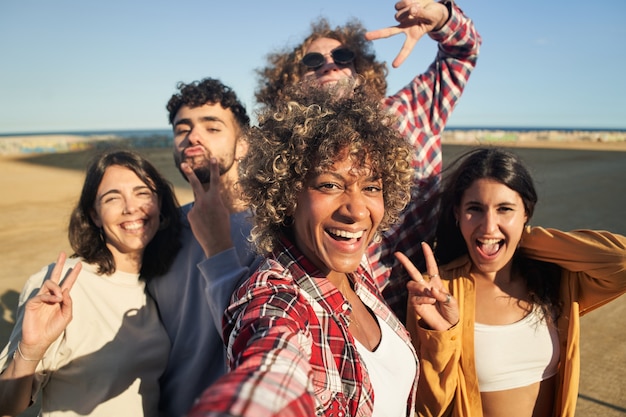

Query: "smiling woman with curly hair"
<box><xmin>241</xmin><ymin>87</ymin><xmax>413</xmax><ymax>254</ymax></box>
<box><xmin>188</xmin><ymin>88</ymin><xmax>420</xmax><ymax>417</ymax></box>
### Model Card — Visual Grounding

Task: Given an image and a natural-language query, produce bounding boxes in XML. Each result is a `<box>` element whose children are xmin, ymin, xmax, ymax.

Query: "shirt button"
<box><xmin>342</xmin><ymin>303</ymin><xmax>349</xmax><ymax>311</ymax></box>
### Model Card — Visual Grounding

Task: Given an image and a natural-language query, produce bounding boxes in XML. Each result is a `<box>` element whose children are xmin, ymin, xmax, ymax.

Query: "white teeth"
<box><xmin>478</xmin><ymin>238</ymin><xmax>501</xmax><ymax>245</ymax></box>
<box><xmin>328</xmin><ymin>228</ymin><xmax>364</xmax><ymax>239</ymax></box>
<box><xmin>121</xmin><ymin>220</ymin><xmax>145</xmax><ymax>231</ymax></box>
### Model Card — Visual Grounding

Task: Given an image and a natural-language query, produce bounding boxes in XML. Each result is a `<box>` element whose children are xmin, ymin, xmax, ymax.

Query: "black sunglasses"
<box><xmin>301</xmin><ymin>48</ymin><xmax>356</xmax><ymax>70</ymax></box>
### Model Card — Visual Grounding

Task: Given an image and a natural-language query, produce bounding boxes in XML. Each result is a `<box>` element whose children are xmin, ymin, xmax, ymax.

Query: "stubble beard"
<box><xmin>174</xmin><ymin>151</ymin><xmax>233</xmax><ymax>185</ymax></box>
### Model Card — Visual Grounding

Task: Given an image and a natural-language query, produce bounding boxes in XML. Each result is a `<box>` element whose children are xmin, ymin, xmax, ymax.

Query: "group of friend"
<box><xmin>1</xmin><ymin>1</ymin><xmax>625</xmax><ymax>417</ymax></box>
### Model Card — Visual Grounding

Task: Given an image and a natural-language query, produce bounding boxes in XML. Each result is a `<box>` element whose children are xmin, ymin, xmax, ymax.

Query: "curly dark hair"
<box><xmin>166</xmin><ymin>77</ymin><xmax>250</xmax><ymax>130</ymax></box>
<box><xmin>434</xmin><ymin>147</ymin><xmax>562</xmax><ymax>321</ymax></box>
<box><xmin>239</xmin><ymin>87</ymin><xmax>412</xmax><ymax>254</ymax></box>
<box><xmin>68</xmin><ymin>149</ymin><xmax>182</xmax><ymax>280</ymax></box>
<box><xmin>255</xmin><ymin>17</ymin><xmax>388</xmax><ymax>111</ymax></box>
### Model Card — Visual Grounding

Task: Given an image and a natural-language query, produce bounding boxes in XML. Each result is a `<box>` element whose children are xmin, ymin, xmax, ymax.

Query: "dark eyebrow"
<box><xmin>315</xmin><ymin>170</ymin><xmax>379</xmax><ymax>183</ymax></box>
<box><xmin>173</xmin><ymin>116</ymin><xmax>226</xmax><ymax>128</ymax></box>
<box><xmin>98</xmin><ymin>185</ymin><xmax>152</xmax><ymax>202</ymax></box>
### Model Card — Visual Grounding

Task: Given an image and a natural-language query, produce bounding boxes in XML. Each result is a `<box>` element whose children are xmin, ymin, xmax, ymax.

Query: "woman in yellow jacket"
<box><xmin>396</xmin><ymin>147</ymin><xmax>626</xmax><ymax>417</ymax></box>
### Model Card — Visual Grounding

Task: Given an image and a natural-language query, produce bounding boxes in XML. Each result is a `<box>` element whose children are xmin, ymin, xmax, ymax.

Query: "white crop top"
<box><xmin>474</xmin><ymin>306</ymin><xmax>560</xmax><ymax>392</ymax></box>
<box><xmin>354</xmin><ymin>315</ymin><xmax>416</xmax><ymax>417</ymax></box>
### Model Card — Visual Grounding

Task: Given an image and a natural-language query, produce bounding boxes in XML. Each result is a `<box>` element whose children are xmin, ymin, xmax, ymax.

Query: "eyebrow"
<box><xmin>316</xmin><ymin>170</ymin><xmax>379</xmax><ymax>182</ymax></box>
<box><xmin>463</xmin><ymin>200</ymin><xmax>517</xmax><ymax>207</ymax></box>
<box><xmin>174</xmin><ymin>116</ymin><xmax>226</xmax><ymax>128</ymax></box>
<box><xmin>98</xmin><ymin>185</ymin><xmax>152</xmax><ymax>202</ymax></box>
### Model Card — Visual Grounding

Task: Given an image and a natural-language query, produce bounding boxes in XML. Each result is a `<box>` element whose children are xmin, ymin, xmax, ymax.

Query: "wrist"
<box><xmin>433</xmin><ymin>0</ymin><xmax>453</xmax><ymax>31</ymax></box>
<box><xmin>14</xmin><ymin>341</ymin><xmax>44</xmax><ymax>362</ymax></box>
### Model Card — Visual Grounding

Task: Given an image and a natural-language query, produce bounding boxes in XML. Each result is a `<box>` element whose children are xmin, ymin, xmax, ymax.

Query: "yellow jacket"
<box><xmin>408</xmin><ymin>227</ymin><xmax>626</xmax><ymax>417</ymax></box>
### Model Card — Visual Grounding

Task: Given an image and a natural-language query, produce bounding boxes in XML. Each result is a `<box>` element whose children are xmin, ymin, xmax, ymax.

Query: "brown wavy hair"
<box><xmin>239</xmin><ymin>87</ymin><xmax>412</xmax><ymax>254</ymax></box>
<box><xmin>68</xmin><ymin>149</ymin><xmax>182</xmax><ymax>280</ymax></box>
<box><xmin>255</xmin><ymin>17</ymin><xmax>388</xmax><ymax>111</ymax></box>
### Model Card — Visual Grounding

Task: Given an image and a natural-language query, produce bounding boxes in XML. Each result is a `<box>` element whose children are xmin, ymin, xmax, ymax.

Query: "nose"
<box><xmin>319</xmin><ymin>55</ymin><xmax>340</xmax><ymax>73</ymax></box>
<box><xmin>481</xmin><ymin>210</ymin><xmax>499</xmax><ymax>234</ymax></box>
<box><xmin>187</xmin><ymin>126</ymin><xmax>203</xmax><ymax>145</ymax></box>
<box><xmin>122</xmin><ymin>196</ymin><xmax>139</xmax><ymax>215</ymax></box>
<box><xmin>337</xmin><ymin>192</ymin><xmax>369</xmax><ymax>222</ymax></box>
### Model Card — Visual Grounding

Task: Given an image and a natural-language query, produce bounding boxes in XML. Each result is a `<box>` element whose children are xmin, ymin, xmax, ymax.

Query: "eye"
<box><xmin>317</xmin><ymin>182</ymin><xmax>341</xmax><ymax>191</ymax></box>
<box><xmin>103</xmin><ymin>195</ymin><xmax>121</xmax><ymax>204</ymax></box>
<box><xmin>466</xmin><ymin>204</ymin><xmax>483</xmax><ymax>213</ymax></box>
<box><xmin>363</xmin><ymin>184</ymin><xmax>382</xmax><ymax>193</ymax></box>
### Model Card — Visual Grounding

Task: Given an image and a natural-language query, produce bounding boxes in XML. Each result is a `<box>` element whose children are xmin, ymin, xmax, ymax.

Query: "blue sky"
<box><xmin>1</xmin><ymin>0</ymin><xmax>625</xmax><ymax>134</ymax></box>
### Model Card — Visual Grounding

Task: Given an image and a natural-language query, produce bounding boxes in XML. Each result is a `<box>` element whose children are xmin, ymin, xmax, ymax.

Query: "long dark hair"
<box><xmin>68</xmin><ymin>149</ymin><xmax>182</xmax><ymax>280</ymax></box>
<box><xmin>435</xmin><ymin>147</ymin><xmax>561</xmax><ymax>320</ymax></box>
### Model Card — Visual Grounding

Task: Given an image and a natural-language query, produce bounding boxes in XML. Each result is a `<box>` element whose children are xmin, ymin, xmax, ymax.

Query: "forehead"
<box><xmin>316</xmin><ymin>153</ymin><xmax>375</xmax><ymax>179</ymax></box>
<box><xmin>462</xmin><ymin>178</ymin><xmax>520</xmax><ymax>202</ymax></box>
<box><xmin>306</xmin><ymin>37</ymin><xmax>343</xmax><ymax>54</ymax></box>
<box><xmin>99</xmin><ymin>165</ymin><xmax>145</xmax><ymax>188</ymax></box>
<box><xmin>173</xmin><ymin>102</ymin><xmax>235</xmax><ymax>126</ymax></box>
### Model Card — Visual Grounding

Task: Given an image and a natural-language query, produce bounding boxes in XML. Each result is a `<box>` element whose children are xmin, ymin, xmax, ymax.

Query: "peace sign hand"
<box><xmin>365</xmin><ymin>0</ymin><xmax>450</xmax><ymax>68</ymax></box>
<box><xmin>20</xmin><ymin>252</ymin><xmax>81</xmax><ymax>360</ymax></box>
<box><xmin>395</xmin><ymin>242</ymin><xmax>459</xmax><ymax>330</ymax></box>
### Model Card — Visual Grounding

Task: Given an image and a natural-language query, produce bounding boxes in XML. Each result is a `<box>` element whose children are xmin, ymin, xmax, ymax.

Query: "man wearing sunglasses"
<box><xmin>255</xmin><ymin>0</ymin><xmax>481</xmax><ymax>322</ymax></box>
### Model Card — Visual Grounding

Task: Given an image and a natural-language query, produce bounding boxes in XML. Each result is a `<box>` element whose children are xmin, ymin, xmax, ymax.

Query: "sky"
<box><xmin>1</xmin><ymin>0</ymin><xmax>625</xmax><ymax>134</ymax></box>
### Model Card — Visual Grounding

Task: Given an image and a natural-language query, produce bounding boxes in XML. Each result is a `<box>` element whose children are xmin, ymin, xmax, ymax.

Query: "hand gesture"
<box><xmin>181</xmin><ymin>159</ymin><xmax>234</xmax><ymax>258</ymax></box>
<box><xmin>365</xmin><ymin>0</ymin><xmax>450</xmax><ymax>68</ymax></box>
<box><xmin>20</xmin><ymin>252</ymin><xmax>81</xmax><ymax>359</ymax></box>
<box><xmin>395</xmin><ymin>242</ymin><xmax>458</xmax><ymax>330</ymax></box>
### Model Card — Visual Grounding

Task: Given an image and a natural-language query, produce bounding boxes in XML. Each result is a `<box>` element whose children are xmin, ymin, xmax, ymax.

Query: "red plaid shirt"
<box><xmin>372</xmin><ymin>3</ymin><xmax>481</xmax><ymax>320</ymax></box>
<box><xmin>188</xmin><ymin>236</ymin><xmax>418</xmax><ymax>416</ymax></box>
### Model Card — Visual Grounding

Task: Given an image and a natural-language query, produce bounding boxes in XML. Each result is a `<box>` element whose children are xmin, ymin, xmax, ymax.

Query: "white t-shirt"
<box><xmin>0</xmin><ymin>258</ymin><xmax>170</xmax><ymax>417</ymax></box>
<box><xmin>354</xmin><ymin>314</ymin><xmax>416</xmax><ymax>417</ymax></box>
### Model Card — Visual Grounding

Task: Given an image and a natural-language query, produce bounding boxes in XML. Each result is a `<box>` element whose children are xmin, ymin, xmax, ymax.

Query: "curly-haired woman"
<box><xmin>189</xmin><ymin>89</ymin><xmax>420</xmax><ymax>416</ymax></box>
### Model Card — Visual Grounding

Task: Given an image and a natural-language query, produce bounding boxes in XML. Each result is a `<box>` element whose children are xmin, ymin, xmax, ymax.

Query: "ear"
<box><xmin>235</xmin><ymin>135</ymin><xmax>249</xmax><ymax>160</ymax></box>
<box><xmin>90</xmin><ymin>209</ymin><xmax>102</xmax><ymax>228</ymax></box>
<box><xmin>453</xmin><ymin>207</ymin><xmax>460</xmax><ymax>225</ymax></box>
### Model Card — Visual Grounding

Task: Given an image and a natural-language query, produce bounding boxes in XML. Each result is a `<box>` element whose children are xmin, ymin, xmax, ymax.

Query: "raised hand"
<box><xmin>20</xmin><ymin>252</ymin><xmax>81</xmax><ymax>360</ymax></box>
<box><xmin>365</xmin><ymin>0</ymin><xmax>450</xmax><ymax>68</ymax></box>
<box><xmin>181</xmin><ymin>159</ymin><xmax>233</xmax><ymax>258</ymax></box>
<box><xmin>395</xmin><ymin>242</ymin><xmax>458</xmax><ymax>330</ymax></box>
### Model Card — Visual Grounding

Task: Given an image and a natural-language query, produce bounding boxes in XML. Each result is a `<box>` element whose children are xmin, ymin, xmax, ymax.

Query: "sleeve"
<box><xmin>415</xmin><ymin>327</ymin><xmax>463</xmax><ymax>417</ymax></box>
<box><xmin>383</xmin><ymin>2</ymin><xmax>482</xmax><ymax>180</ymax></box>
<box><xmin>520</xmin><ymin>227</ymin><xmax>626</xmax><ymax>314</ymax></box>
<box><xmin>187</xmin><ymin>278</ymin><xmax>316</xmax><ymax>417</ymax></box>
<box><xmin>199</xmin><ymin>211</ymin><xmax>262</xmax><ymax>337</ymax></box>
<box><xmin>199</xmin><ymin>248</ymin><xmax>254</xmax><ymax>335</ymax></box>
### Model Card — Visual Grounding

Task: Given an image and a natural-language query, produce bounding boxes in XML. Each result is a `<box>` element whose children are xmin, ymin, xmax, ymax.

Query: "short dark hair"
<box><xmin>68</xmin><ymin>149</ymin><xmax>182</xmax><ymax>280</ymax></box>
<box><xmin>166</xmin><ymin>77</ymin><xmax>250</xmax><ymax>131</ymax></box>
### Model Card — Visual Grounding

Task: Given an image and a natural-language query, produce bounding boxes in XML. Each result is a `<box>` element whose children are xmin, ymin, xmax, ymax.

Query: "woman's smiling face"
<box><xmin>292</xmin><ymin>154</ymin><xmax>384</xmax><ymax>276</ymax></box>
<box><xmin>456</xmin><ymin>178</ymin><xmax>528</xmax><ymax>276</ymax></box>
<box><xmin>90</xmin><ymin>165</ymin><xmax>160</xmax><ymax>265</ymax></box>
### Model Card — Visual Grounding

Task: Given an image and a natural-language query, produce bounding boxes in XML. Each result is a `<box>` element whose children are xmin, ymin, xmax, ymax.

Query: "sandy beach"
<box><xmin>1</xmin><ymin>141</ymin><xmax>624</xmax><ymax>416</ymax></box>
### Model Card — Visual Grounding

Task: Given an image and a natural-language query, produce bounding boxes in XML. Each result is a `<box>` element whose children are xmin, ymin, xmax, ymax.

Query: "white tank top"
<box><xmin>354</xmin><ymin>315</ymin><xmax>416</xmax><ymax>417</ymax></box>
<box><xmin>474</xmin><ymin>306</ymin><xmax>560</xmax><ymax>392</ymax></box>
